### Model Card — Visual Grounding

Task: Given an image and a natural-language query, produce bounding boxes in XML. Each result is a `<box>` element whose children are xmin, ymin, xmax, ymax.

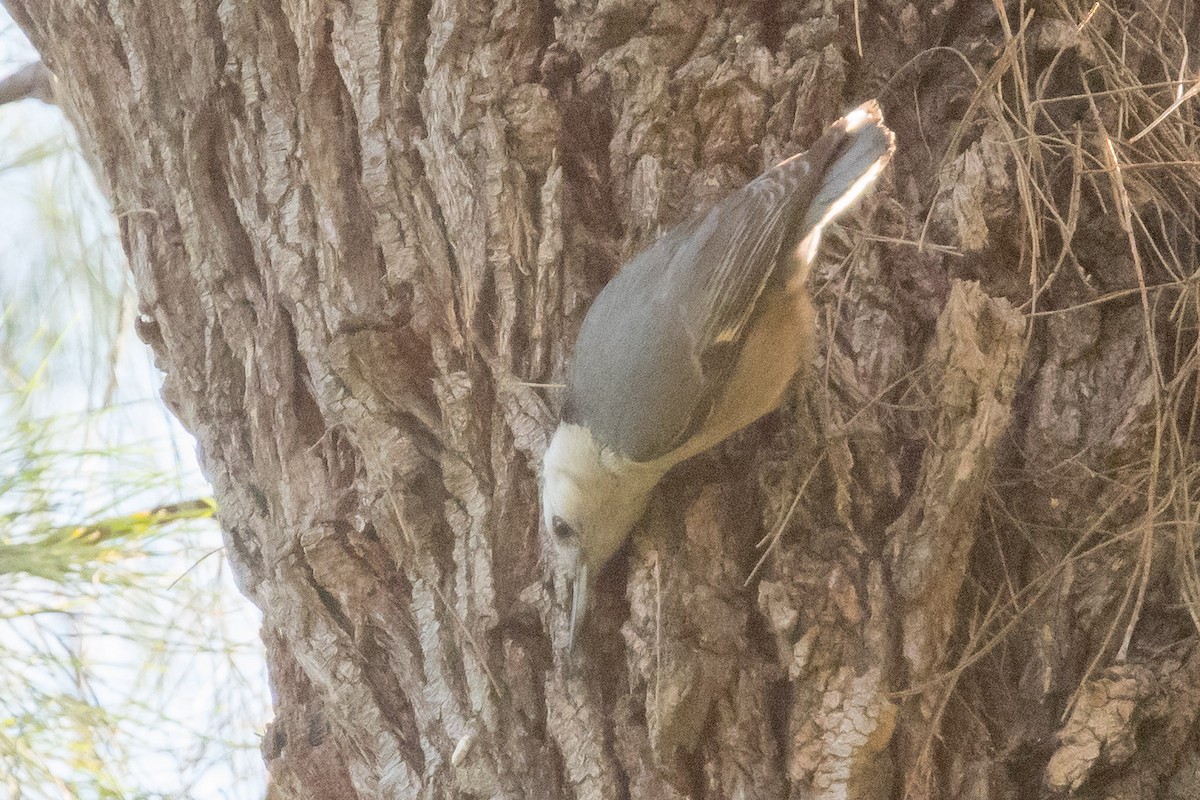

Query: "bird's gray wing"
<box><xmin>564</xmin><ymin>102</ymin><xmax>895</xmax><ymax>463</ymax></box>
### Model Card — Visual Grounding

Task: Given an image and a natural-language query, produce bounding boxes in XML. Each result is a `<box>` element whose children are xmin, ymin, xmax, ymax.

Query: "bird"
<box><xmin>542</xmin><ymin>100</ymin><xmax>896</xmax><ymax>651</ymax></box>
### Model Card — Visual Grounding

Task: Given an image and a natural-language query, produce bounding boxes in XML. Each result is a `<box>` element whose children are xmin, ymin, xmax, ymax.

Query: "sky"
<box><xmin>0</xmin><ymin>12</ymin><xmax>270</xmax><ymax>800</ymax></box>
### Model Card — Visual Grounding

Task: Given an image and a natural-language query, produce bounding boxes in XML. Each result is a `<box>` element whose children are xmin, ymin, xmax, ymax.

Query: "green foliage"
<box><xmin>0</xmin><ymin>27</ymin><xmax>268</xmax><ymax>799</ymax></box>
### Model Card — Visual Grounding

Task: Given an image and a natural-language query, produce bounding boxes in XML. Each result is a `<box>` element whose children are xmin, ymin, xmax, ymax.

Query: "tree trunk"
<box><xmin>9</xmin><ymin>0</ymin><xmax>1200</xmax><ymax>797</ymax></box>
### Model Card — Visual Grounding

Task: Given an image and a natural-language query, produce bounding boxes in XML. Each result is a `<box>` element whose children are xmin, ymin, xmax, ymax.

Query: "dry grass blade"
<box><xmin>895</xmin><ymin>0</ymin><xmax>1200</xmax><ymax>789</ymax></box>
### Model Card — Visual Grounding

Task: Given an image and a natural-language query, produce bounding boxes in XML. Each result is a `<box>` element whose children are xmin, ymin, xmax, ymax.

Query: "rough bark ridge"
<box><xmin>8</xmin><ymin>0</ymin><xmax>1200</xmax><ymax>797</ymax></box>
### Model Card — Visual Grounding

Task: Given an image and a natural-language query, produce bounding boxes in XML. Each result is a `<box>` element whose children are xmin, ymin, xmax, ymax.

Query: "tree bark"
<box><xmin>8</xmin><ymin>0</ymin><xmax>1200</xmax><ymax>798</ymax></box>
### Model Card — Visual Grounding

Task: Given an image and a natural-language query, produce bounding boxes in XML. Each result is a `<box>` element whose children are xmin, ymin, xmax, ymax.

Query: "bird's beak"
<box><xmin>568</xmin><ymin>561</ymin><xmax>589</xmax><ymax>653</ymax></box>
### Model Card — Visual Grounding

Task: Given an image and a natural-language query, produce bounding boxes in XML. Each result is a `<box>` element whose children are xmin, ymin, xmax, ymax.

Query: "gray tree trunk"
<box><xmin>9</xmin><ymin>0</ymin><xmax>1200</xmax><ymax>798</ymax></box>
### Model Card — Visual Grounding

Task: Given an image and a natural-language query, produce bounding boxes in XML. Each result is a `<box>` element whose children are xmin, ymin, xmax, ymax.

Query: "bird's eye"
<box><xmin>552</xmin><ymin>516</ymin><xmax>575</xmax><ymax>541</ymax></box>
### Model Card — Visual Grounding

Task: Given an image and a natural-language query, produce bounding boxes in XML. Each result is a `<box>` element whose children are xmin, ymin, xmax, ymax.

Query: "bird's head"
<box><xmin>541</xmin><ymin>422</ymin><xmax>663</xmax><ymax>651</ymax></box>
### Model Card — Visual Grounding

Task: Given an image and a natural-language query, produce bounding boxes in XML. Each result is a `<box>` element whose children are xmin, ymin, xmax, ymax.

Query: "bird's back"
<box><xmin>563</xmin><ymin>102</ymin><xmax>895</xmax><ymax>464</ymax></box>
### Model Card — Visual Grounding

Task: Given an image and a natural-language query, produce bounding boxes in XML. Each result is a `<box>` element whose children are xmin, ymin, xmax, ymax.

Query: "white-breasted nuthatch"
<box><xmin>543</xmin><ymin>100</ymin><xmax>896</xmax><ymax>650</ymax></box>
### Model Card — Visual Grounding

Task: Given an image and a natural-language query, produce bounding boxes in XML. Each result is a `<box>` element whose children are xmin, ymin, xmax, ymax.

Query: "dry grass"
<box><xmin>888</xmin><ymin>0</ymin><xmax>1200</xmax><ymax>792</ymax></box>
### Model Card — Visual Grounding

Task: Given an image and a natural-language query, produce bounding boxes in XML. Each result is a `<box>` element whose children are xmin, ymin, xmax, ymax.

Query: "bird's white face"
<box><xmin>541</xmin><ymin>423</ymin><xmax>663</xmax><ymax>650</ymax></box>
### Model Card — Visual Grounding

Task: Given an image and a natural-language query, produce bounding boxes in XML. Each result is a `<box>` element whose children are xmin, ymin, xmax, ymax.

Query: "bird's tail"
<box><xmin>780</xmin><ymin>100</ymin><xmax>896</xmax><ymax>264</ymax></box>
